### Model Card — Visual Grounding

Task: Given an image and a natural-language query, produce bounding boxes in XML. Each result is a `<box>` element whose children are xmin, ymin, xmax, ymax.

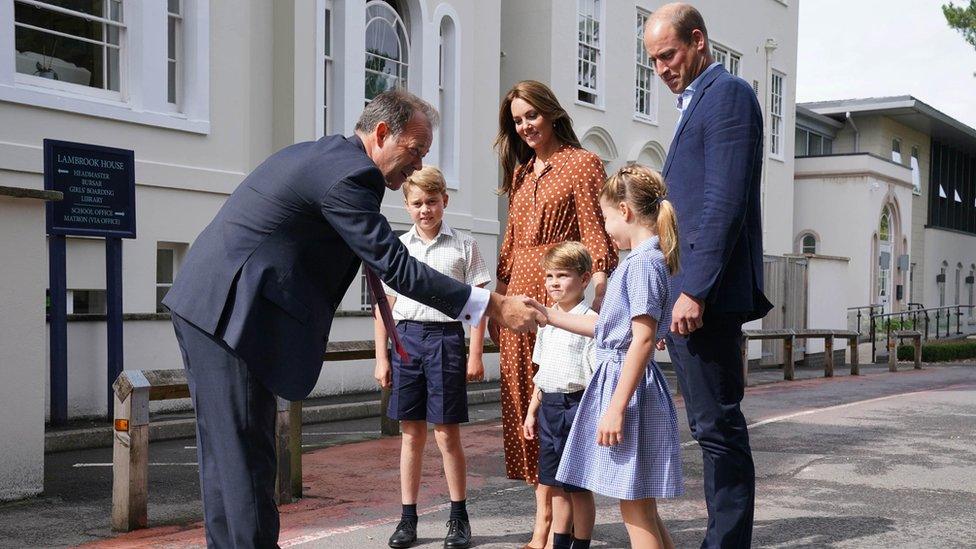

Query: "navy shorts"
<box><xmin>388</xmin><ymin>320</ymin><xmax>469</xmax><ymax>425</ymax></box>
<box><xmin>537</xmin><ymin>390</ymin><xmax>587</xmax><ymax>492</ymax></box>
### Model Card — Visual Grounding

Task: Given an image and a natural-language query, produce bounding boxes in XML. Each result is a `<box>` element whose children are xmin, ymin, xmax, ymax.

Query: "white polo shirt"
<box><xmin>383</xmin><ymin>222</ymin><xmax>492</xmax><ymax>323</ymax></box>
<box><xmin>531</xmin><ymin>300</ymin><xmax>597</xmax><ymax>393</ymax></box>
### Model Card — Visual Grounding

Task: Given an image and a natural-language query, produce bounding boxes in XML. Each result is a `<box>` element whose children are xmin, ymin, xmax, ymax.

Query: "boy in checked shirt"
<box><xmin>373</xmin><ymin>166</ymin><xmax>490</xmax><ymax>549</ymax></box>
<box><xmin>522</xmin><ymin>241</ymin><xmax>598</xmax><ymax>549</ymax></box>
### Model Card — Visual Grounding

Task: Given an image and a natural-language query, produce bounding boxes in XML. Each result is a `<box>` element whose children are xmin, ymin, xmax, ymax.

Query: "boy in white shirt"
<box><xmin>374</xmin><ymin>166</ymin><xmax>490</xmax><ymax>549</ymax></box>
<box><xmin>522</xmin><ymin>241</ymin><xmax>598</xmax><ymax>549</ymax></box>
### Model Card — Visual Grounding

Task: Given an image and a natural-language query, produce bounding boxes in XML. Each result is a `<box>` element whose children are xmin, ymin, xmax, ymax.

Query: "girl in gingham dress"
<box><xmin>543</xmin><ymin>164</ymin><xmax>683</xmax><ymax>548</ymax></box>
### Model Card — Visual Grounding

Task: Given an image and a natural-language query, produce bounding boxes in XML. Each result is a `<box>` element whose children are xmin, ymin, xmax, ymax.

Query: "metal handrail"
<box><xmin>868</xmin><ymin>304</ymin><xmax>974</xmax><ymax>362</ymax></box>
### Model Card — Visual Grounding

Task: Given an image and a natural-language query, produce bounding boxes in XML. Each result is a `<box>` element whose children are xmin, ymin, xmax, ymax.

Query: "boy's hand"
<box><xmin>487</xmin><ymin>318</ymin><xmax>501</xmax><ymax>344</ymax></box>
<box><xmin>466</xmin><ymin>356</ymin><xmax>485</xmax><ymax>382</ymax></box>
<box><xmin>373</xmin><ymin>359</ymin><xmax>392</xmax><ymax>389</ymax></box>
<box><xmin>656</xmin><ymin>338</ymin><xmax>666</xmax><ymax>351</ymax></box>
<box><xmin>596</xmin><ymin>409</ymin><xmax>624</xmax><ymax>447</ymax></box>
<box><xmin>522</xmin><ymin>413</ymin><xmax>537</xmax><ymax>440</ymax></box>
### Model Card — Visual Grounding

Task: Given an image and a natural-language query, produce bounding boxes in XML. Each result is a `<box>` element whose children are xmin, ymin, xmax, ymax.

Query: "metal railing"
<box><xmin>867</xmin><ymin>304</ymin><xmax>975</xmax><ymax>362</ymax></box>
<box><xmin>847</xmin><ymin>304</ymin><xmax>883</xmax><ymax>339</ymax></box>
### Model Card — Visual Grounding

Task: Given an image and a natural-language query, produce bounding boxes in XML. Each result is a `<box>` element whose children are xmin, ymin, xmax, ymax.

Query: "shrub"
<box><xmin>898</xmin><ymin>340</ymin><xmax>976</xmax><ymax>362</ymax></box>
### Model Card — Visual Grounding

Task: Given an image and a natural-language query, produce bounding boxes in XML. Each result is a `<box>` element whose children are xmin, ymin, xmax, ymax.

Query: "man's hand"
<box><xmin>373</xmin><ymin>359</ymin><xmax>392</xmax><ymax>389</ymax></box>
<box><xmin>670</xmin><ymin>292</ymin><xmax>705</xmax><ymax>336</ymax></box>
<box><xmin>487</xmin><ymin>293</ymin><xmax>547</xmax><ymax>333</ymax></box>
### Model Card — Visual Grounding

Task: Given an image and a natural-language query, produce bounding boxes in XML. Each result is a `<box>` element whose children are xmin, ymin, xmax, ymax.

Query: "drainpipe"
<box><xmin>846</xmin><ymin>111</ymin><xmax>859</xmax><ymax>153</ymax></box>
<box><xmin>761</xmin><ymin>38</ymin><xmax>778</xmax><ymax>247</ymax></box>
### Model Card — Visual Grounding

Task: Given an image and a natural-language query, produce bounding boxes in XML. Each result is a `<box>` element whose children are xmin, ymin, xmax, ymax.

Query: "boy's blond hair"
<box><xmin>402</xmin><ymin>165</ymin><xmax>447</xmax><ymax>197</ymax></box>
<box><xmin>542</xmin><ymin>241</ymin><xmax>593</xmax><ymax>276</ymax></box>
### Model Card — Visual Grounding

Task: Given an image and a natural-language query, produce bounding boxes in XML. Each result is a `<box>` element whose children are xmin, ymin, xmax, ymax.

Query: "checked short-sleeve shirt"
<box><xmin>384</xmin><ymin>222</ymin><xmax>491</xmax><ymax>323</ymax></box>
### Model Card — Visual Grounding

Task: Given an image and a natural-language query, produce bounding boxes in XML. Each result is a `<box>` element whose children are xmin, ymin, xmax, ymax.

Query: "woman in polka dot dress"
<box><xmin>491</xmin><ymin>80</ymin><xmax>618</xmax><ymax>549</ymax></box>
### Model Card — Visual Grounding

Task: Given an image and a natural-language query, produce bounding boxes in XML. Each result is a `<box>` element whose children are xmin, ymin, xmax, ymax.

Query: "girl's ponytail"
<box><xmin>657</xmin><ymin>199</ymin><xmax>680</xmax><ymax>275</ymax></box>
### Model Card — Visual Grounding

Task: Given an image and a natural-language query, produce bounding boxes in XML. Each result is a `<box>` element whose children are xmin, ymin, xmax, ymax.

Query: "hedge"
<box><xmin>897</xmin><ymin>340</ymin><xmax>976</xmax><ymax>362</ymax></box>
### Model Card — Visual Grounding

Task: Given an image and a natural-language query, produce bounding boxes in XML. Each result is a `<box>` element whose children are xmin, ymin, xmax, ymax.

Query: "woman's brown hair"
<box><xmin>493</xmin><ymin>80</ymin><xmax>582</xmax><ymax>195</ymax></box>
<box><xmin>600</xmin><ymin>164</ymin><xmax>680</xmax><ymax>275</ymax></box>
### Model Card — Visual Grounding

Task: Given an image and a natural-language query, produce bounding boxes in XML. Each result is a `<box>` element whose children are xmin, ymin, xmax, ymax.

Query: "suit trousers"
<box><xmin>172</xmin><ymin>313</ymin><xmax>280</xmax><ymax>549</ymax></box>
<box><xmin>666</xmin><ymin>312</ymin><xmax>754</xmax><ymax>549</ymax></box>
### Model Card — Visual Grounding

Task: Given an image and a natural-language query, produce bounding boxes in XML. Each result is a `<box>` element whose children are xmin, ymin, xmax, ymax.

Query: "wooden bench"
<box><xmin>741</xmin><ymin>329</ymin><xmax>860</xmax><ymax>382</ymax></box>
<box><xmin>888</xmin><ymin>330</ymin><xmax>923</xmax><ymax>371</ymax></box>
<box><xmin>111</xmin><ymin>339</ymin><xmax>499</xmax><ymax>532</ymax></box>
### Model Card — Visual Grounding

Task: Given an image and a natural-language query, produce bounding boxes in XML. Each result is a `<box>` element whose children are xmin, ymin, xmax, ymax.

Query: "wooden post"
<box><xmin>850</xmin><ymin>337</ymin><xmax>860</xmax><ymax>376</ymax></box>
<box><xmin>783</xmin><ymin>335</ymin><xmax>795</xmax><ymax>381</ymax></box>
<box><xmin>888</xmin><ymin>334</ymin><xmax>897</xmax><ymax>372</ymax></box>
<box><xmin>275</xmin><ymin>397</ymin><xmax>294</xmax><ymax>505</ymax></box>
<box><xmin>913</xmin><ymin>334</ymin><xmax>922</xmax><ymax>370</ymax></box>
<box><xmin>741</xmin><ymin>335</ymin><xmax>749</xmax><ymax>387</ymax></box>
<box><xmin>380</xmin><ymin>386</ymin><xmax>400</xmax><ymax>436</ymax></box>
<box><xmin>288</xmin><ymin>400</ymin><xmax>303</xmax><ymax>499</ymax></box>
<box><xmin>111</xmin><ymin>384</ymin><xmax>149</xmax><ymax>532</ymax></box>
<box><xmin>824</xmin><ymin>336</ymin><xmax>834</xmax><ymax>378</ymax></box>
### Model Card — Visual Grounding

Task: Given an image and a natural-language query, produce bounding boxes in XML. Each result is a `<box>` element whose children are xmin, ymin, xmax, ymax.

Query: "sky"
<box><xmin>797</xmin><ymin>0</ymin><xmax>976</xmax><ymax>129</ymax></box>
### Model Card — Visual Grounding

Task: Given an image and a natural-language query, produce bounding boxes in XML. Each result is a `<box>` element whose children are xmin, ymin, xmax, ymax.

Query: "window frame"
<box><xmin>0</xmin><ymin>0</ymin><xmax>211</xmax><ymax>134</ymax></box>
<box><xmin>769</xmin><ymin>70</ymin><xmax>785</xmax><ymax>160</ymax></box>
<box><xmin>576</xmin><ymin>0</ymin><xmax>604</xmax><ymax>107</ymax></box>
<box><xmin>364</xmin><ymin>0</ymin><xmax>411</xmax><ymax>105</ymax></box>
<box><xmin>710</xmin><ymin>41</ymin><xmax>741</xmax><ymax>76</ymax></box>
<box><xmin>633</xmin><ymin>8</ymin><xmax>657</xmax><ymax>124</ymax></box>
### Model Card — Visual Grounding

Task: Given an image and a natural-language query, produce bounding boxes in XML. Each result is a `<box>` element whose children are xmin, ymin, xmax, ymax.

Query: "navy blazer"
<box><xmin>662</xmin><ymin>66</ymin><xmax>773</xmax><ymax>321</ymax></box>
<box><xmin>163</xmin><ymin>135</ymin><xmax>472</xmax><ymax>400</ymax></box>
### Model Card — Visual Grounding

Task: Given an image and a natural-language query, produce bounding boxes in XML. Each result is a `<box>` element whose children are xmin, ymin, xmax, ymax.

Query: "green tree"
<box><xmin>943</xmin><ymin>1</ymin><xmax>976</xmax><ymax>50</ymax></box>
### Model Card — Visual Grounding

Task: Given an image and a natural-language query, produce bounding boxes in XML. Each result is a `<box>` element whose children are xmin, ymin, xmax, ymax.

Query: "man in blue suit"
<box><xmin>644</xmin><ymin>4</ymin><xmax>773</xmax><ymax>548</ymax></box>
<box><xmin>163</xmin><ymin>90</ymin><xmax>545</xmax><ymax>548</ymax></box>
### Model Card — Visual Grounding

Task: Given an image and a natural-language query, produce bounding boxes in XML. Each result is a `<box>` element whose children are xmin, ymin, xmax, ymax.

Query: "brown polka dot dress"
<box><xmin>496</xmin><ymin>144</ymin><xmax>618</xmax><ymax>482</ymax></box>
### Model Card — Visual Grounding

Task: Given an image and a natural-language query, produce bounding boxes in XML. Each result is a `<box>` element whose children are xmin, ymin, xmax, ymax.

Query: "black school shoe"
<box><xmin>388</xmin><ymin>518</ymin><xmax>418</xmax><ymax>548</ymax></box>
<box><xmin>443</xmin><ymin>518</ymin><xmax>472</xmax><ymax>548</ymax></box>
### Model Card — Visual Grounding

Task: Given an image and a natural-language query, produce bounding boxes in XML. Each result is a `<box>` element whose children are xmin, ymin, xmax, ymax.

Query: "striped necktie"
<box><xmin>365</xmin><ymin>268</ymin><xmax>410</xmax><ymax>361</ymax></box>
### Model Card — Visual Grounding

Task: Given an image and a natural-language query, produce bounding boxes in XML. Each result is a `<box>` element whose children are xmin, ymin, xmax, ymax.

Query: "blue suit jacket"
<box><xmin>163</xmin><ymin>135</ymin><xmax>472</xmax><ymax>400</ymax></box>
<box><xmin>662</xmin><ymin>66</ymin><xmax>773</xmax><ymax>321</ymax></box>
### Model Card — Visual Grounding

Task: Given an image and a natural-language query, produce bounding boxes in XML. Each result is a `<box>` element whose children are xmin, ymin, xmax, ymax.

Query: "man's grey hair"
<box><xmin>355</xmin><ymin>89</ymin><xmax>440</xmax><ymax>136</ymax></box>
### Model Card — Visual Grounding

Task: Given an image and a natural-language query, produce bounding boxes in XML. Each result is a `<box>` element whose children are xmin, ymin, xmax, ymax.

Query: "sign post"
<box><xmin>45</xmin><ymin>139</ymin><xmax>136</xmax><ymax>424</ymax></box>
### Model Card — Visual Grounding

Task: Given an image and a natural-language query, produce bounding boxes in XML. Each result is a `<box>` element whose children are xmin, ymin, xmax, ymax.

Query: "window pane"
<box><xmin>809</xmin><ymin>134</ymin><xmax>823</xmax><ymax>156</ymax></box>
<box><xmin>14</xmin><ymin>1</ymin><xmax>123</xmax><ymax>91</ymax></box>
<box><xmin>168</xmin><ymin>0</ymin><xmax>181</xmax><ymax>15</ymax></box>
<box><xmin>157</xmin><ymin>248</ymin><xmax>175</xmax><ymax>284</ymax></box>
<box><xmin>168</xmin><ymin>17</ymin><xmax>177</xmax><ymax>59</ymax></box>
<box><xmin>795</xmin><ymin>129</ymin><xmax>807</xmax><ymax>156</ymax></box>
<box><xmin>168</xmin><ymin>60</ymin><xmax>177</xmax><ymax>103</ymax></box>
<box><xmin>823</xmin><ymin>137</ymin><xmax>833</xmax><ymax>155</ymax></box>
<box><xmin>324</xmin><ymin>9</ymin><xmax>332</xmax><ymax>57</ymax></box>
<box><xmin>156</xmin><ymin>286</ymin><xmax>170</xmax><ymax>313</ymax></box>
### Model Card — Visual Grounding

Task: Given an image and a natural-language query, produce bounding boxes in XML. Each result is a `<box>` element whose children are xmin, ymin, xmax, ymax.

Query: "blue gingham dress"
<box><xmin>555</xmin><ymin>236</ymin><xmax>684</xmax><ymax>500</ymax></box>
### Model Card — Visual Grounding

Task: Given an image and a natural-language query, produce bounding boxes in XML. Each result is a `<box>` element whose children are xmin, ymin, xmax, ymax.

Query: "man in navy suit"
<box><xmin>163</xmin><ymin>90</ymin><xmax>545</xmax><ymax>548</ymax></box>
<box><xmin>644</xmin><ymin>4</ymin><xmax>773</xmax><ymax>548</ymax></box>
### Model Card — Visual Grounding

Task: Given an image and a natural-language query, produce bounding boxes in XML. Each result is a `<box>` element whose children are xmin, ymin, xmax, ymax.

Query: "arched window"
<box><xmin>437</xmin><ymin>14</ymin><xmax>458</xmax><ymax>187</ymax></box>
<box><xmin>581</xmin><ymin>127</ymin><xmax>617</xmax><ymax>167</ymax></box>
<box><xmin>879</xmin><ymin>206</ymin><xmax>891</xmax><ymax>242</ymax></box>
<box><xmin>956</xmin><ymin>263</ymin><xmax>963</xmax><ymax>306</ymax></box>
<box><xmin>364</xmin><ymin>1</ymin><xmax>410</xmax><ymax>103</ymax></box>
<box><xmin>801</xmin><ymin>234</ymin><xmax>817</xmax><ymax>254</ymax></box>
<box><xmin>939</xmin><ymin>260</ymin><xmax>948</xmax><ymax>307</ymax></box>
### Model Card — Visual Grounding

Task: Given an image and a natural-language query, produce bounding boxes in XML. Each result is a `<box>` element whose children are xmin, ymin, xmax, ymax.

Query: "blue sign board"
<box><xmin>44</xmin><ymin>139</ymin><xmax>136</xmax><ymax>239</ymax></box>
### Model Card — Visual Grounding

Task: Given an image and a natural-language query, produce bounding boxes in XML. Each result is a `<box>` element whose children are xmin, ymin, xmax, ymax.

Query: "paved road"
<box><xmin>2</xmin><ymin>363</ymin><xmax>974</xmax><ymax>548</ymax></box>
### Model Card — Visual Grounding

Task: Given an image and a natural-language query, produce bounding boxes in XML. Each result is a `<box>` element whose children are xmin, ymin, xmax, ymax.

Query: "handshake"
<box><xmin>485</xmin><ymin>293</ymin><xmax>549</xmax><ymax>342</ymax></box>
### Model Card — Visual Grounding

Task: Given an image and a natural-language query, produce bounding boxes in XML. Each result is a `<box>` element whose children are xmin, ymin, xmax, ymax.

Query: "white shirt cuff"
<box><xmin>457</xmin><ymin>286</ymin><xmax>490</xmax><ymax>325</ymax></box>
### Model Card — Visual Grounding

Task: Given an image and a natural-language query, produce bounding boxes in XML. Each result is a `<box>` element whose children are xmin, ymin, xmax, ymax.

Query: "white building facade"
<box><xmin>796</xmin><ymin>97</ymin><xmax>976</xmax><ymax>326</ymax></box>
